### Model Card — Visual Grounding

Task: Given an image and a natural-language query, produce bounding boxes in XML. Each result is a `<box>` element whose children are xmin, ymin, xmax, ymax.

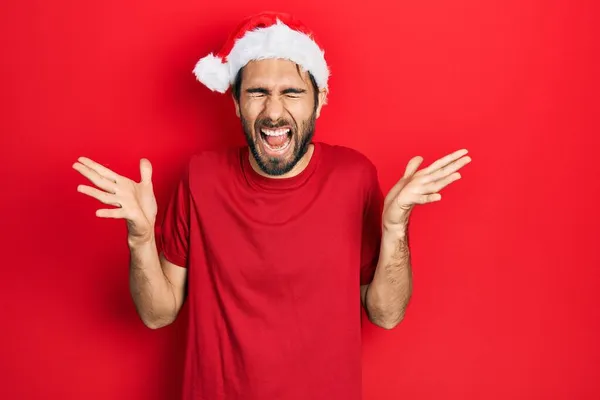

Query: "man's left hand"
<box><xmin>382</xmin><ymin>148</ymin><xmax>472</xmax><ymax>232</ymax></box>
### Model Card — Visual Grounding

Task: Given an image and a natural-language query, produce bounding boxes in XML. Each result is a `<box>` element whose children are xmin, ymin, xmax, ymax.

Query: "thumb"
<box><xmin>139</xmin><ymin>158</ymin><xmax>153</xmax><ymax>183</ymax></box>
<box><xmin>386</xmin><ymin>156</ymin><xmax>423</xmax><ymax>201</ymax></box>
<box><xmin>403</xmin><ymin>156</ymin><xmax>423</xmax><ymax>178</ymax></box>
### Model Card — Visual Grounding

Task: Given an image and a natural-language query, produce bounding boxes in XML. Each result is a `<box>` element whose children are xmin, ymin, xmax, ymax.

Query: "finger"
<box><xmin>424</xmin><ymin>193</ymin><xmax>442</xmax><ymax>203</ymax></box>
<box><xmin>425</xmin><ymin>172</ymin><xmax>462</xmax><ymax>193</ymax></box>
<box><xmin>96</xmin><ymin>207</ymin><xmax>126</xmax><ymax>219</ymax></box>
<box><xmin>139</xmin><ymin>158</ymin><xmax>152</xmax><ymax>183</ymax></box>
<box><xmin>422</xmin><ymin>148</ymin><xmax>469</xmax><ymax>175</ymax></box>
<box><xmin>77</xmin><ymin>184</ymin><xmax>122</xmax><ymax>206</ymax></box>
<box><xmin>397</xmin><ymin>192</ymin><xmax>442</xmax><ymax>208</ymax></box>
<box><xmin>426</xmin><ymin>155</ymin><xmax>471</xmax><ymax>183</ymax></box>
<box><xmin>73</xmin><ymin>162</ymin><xmax>117</xmax><ymax>193</ymax></box>
<box><xmin>417</xmin><ymin>193</ymin><xmax>442</xmax><ymax>204</ymax></box>
<box><xmin>76</xmin><ymin>157</ymin><xmax>121</xmax><ymax>182</ymax></box>
<box><xmin>403</xmin><ymin>156</ymin><xmax>424</xmax><ymax>178</ymax></box>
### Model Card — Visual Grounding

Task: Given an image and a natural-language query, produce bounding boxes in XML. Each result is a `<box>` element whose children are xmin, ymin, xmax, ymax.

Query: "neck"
<box><xmin>249</xmin><ymin>143</ymin><xmax>314</xmax><ymax>179</ymax></box>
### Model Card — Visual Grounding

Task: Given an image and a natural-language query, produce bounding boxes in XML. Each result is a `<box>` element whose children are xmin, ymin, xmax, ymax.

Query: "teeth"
<box><xmin>261</xmin><ymin>128</ymin><xmax>290</xmax><ymax>136</ymax></box>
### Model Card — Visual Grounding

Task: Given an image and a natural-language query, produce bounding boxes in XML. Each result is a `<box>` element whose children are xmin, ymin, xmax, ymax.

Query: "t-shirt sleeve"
<box><xmin>159</xmin><ymin>160</ymin><xmax>191</xmax><ymax>268</ymax></box>
<box><xmin>360</xmin><ymin>162</ymin><xmax>384</xmax><ymax>285</ymax></box>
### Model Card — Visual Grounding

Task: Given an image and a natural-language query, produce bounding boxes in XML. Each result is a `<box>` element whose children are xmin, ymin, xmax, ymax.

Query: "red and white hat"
<box><xmin>192</xmin><ymin>11</ymin><xmax>330</xmax><ymax>93</ymax></box>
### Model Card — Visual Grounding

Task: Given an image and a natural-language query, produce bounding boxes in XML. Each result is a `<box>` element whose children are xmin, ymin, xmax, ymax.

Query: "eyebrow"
<box><xmin>282</xmin><ymin>88</ymin><xmax>307</xmax><ymax>94</ymax></box>
<box><xmin>246</xmin><ymin>87</ymin><xmax>269</xmax><ymax>94</ymax></box>
<box><xmin>246</xmin><ymin>87</ymin><xmax>307</xmax><ymax>95</ymax></box>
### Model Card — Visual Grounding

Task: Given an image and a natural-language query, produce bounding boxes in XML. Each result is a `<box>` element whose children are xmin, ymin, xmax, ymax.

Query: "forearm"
<box><xmin>128</xmin><ymin>235</ymin><xmax>178</xmax><ymax>328</ymax></box>
<box><xmin>365</xmin><ymin>226</ymin><xmax>413</xmax><ymax>329</ymax></box>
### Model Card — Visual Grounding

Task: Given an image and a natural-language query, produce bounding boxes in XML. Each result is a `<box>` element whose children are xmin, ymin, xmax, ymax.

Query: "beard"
<box><xmin>242</xmin><ymin>111</ymin><xmax>316</xmax><ymax>176</ymax></box>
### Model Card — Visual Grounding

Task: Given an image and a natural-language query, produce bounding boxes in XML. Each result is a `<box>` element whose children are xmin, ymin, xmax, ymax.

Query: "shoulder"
<box><xmin>172</xmin><ymin>146</ymin><xmax>242</xmax><ymax>191</ymax></box>
<box><xmin>183</xmin><ymin>146</ymin><xmax>242</xmax><ymax>179</ymax></box>
<box><xmin>318</xmin><ymin>142</ymin><xmax>379</xmax><ymax>183</ymax></box>
<box><xmin>188</xmin><ymin>146</ymin><xmax>240</xmax><ymax>170</ymax></box>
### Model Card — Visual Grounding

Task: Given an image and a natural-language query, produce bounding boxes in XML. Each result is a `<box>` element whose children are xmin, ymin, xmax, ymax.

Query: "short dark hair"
<box><xmin>232</xmin><ymin>63</ymin><xmax>320</xmax><ymax>110</ymax></box>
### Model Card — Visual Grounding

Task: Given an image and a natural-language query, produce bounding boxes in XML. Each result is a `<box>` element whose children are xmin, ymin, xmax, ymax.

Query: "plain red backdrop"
<box><xmin>1</xmin><ymin>0</ymin><xmax>599</xmax><ymax>399</ymax></box>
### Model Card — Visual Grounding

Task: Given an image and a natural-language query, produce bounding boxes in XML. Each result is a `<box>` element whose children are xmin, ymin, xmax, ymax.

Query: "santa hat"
<box><xmin>192</xmin><ymin>11</ymin><xmax>330</xmax><ymax>93</ymax></box>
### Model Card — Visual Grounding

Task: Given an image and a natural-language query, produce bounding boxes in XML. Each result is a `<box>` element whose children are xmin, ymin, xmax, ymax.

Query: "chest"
<box><xmin>189</xmin><ymin>179</ymin><xmax>365</xmax><ymax>298</ymax></box>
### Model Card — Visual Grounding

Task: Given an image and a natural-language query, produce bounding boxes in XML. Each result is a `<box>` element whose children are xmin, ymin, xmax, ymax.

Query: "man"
<box><xmin>73</xmin><ymin>11</ymin><xmax>471</xmax><ymax>400</ymax></box>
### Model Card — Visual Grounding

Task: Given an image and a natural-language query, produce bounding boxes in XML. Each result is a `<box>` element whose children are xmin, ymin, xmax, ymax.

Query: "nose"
<box><xmin>264</xmin><ymin>96</ymin><xmax>284</xmax><ymax>121</ymax></box>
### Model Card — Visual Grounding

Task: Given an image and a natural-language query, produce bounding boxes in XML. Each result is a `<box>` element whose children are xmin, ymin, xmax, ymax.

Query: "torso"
<box><xmin>163</xmin><ymin>141</ymin><xmax>381</xmax><ymax>400</ymax></box>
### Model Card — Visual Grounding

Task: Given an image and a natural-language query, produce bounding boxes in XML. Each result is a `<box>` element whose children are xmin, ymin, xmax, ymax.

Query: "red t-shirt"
<box><xmin>160</xmin><ymin>141</ymin><xmax>383</xmax><ymax>400</ymax></box>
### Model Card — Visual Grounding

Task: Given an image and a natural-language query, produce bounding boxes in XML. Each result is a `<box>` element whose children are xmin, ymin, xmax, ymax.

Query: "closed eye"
<box><xmin>282</xmin><ymin>88</ymin><xmax>306</xmax><ymax>94</ymax></box>
<box><xmin>245</xmin><ymin>87</ymin><xmax>307</xmax><ymax>98</ymax></box>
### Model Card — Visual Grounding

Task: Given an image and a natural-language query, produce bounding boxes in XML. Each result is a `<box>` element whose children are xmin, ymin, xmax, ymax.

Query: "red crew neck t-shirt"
<box><xmin>160</xmin><ymin>141</ymin><xmax>384</xmax><ymax>400</ymax></box>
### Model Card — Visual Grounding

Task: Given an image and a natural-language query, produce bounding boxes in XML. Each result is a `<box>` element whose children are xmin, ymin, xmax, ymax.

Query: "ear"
<box><xmin>315</xmin><ymin>87</ymin><xmax>329</xmax><ymax>119</ymax></box>
<box><xmin>232</xmin><ymin>93</ymin><xmax>241</xmax><ymax>118</ymax></box>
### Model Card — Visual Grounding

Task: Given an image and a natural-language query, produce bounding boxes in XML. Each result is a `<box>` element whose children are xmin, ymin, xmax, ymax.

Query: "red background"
<box><xmin>2</xmin><ymin>1</ymin><xmax>599</xmax><ymax>399</ymax></box>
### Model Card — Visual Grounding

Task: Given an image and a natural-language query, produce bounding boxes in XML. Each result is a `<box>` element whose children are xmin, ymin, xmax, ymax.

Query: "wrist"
<box><xmin>382</xmin><ymin>222</ymin><xmax>408</xmax><ymax>239</ymax></box>
<box><xmin>128</xmin><ymin>232</ymin><xmax>155</xmax><ymax>249</ymax></box>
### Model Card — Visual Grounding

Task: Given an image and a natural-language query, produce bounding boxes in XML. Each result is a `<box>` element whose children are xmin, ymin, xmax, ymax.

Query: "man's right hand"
<box><xmin>73</xmin><ymin>157</ymin><xmax>158</xmax><ymax>245</ymax></box>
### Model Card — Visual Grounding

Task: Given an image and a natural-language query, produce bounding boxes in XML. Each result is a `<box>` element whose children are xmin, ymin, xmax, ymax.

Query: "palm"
<box><xmin>383</xmin><ymin>177</ymin><xmax>412</xmax><ymax>224</ymax></box>
<box><xmin>136</xmin><ymin>182</ymin><xmax>157</xmax><ymax>226</ymax></box>
<box><xmin>124</xmin><ymin>177</ymin><xmax>157</xmax><ymax>238</ymax></box>
<box><xmin>383</xmin><ymin>148</ymin><xmax>472</xmax><ymax>229</ymax></box>
<box><xmin>73</xmin><ymin>157</ymin><xmax>158</xmax><ymax>241</ymax></box>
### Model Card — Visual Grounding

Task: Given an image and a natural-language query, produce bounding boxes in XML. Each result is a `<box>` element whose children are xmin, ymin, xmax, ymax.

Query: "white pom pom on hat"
<box><xmin>192</xmin><ymin>11</ymin><xmax>330</xmax><ymax>94</ymax></box>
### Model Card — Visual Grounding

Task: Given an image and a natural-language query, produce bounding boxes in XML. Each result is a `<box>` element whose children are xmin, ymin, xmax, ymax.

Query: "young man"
<box><xmin>73</xmin><ymin>11</ymin><xmax>471</xmax><ymax>400</ymax></box>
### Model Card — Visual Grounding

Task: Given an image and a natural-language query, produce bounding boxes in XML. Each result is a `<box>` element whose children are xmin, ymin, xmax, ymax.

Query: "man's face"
<box><xmin>234</xmin><ymin>59</ymin><xmax>325</xmax><ymax>176</ymax></box>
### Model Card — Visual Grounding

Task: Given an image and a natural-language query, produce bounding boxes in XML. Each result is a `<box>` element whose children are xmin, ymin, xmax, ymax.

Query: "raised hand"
<box><xmin>73</xmin><ymin>157</ymin><xmax>158</xmax><ymax>244</ymax></box>
<box><xmin>382</xmin><ymin>148</ymin><xmax>472</xmax><ymax>230</ymax></box>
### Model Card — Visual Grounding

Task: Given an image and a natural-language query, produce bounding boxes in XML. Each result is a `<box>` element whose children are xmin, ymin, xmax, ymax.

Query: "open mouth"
<box><xmin>259</xmin><ymin>127</ymin><xmax>292</xmax><ymax>154</ymax></box>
